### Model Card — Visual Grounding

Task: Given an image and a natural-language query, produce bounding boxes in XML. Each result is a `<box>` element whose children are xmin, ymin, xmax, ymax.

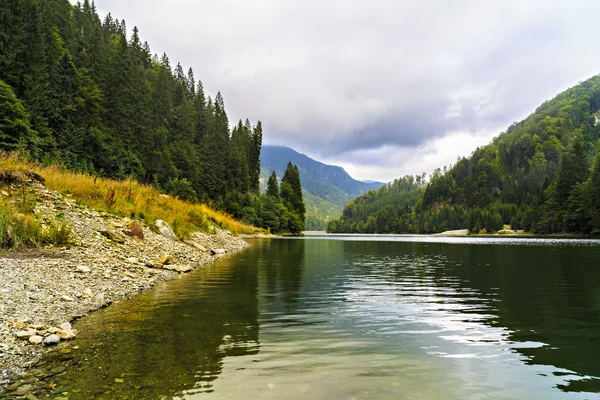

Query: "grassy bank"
<box><xmin>0</xmin><ymin>152</ymin><xmax>261</xmax><ymax>244</ymax></box>
<box><xmin>0</xmin><ymin>194</ymin><xmax>71</xmax><ymax>249</ymax></box>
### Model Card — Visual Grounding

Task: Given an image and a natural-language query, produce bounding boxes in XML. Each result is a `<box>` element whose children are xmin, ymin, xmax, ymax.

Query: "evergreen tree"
<box><xmin>281</xmin><ymin>162</ymin><xmax>306</xmax><ymax>231</ymax></box>
<box><xmin>267</xmin><ymin>171</ymin><xmax>279</xmax><ymax>198</ymax></box>
<box><xmin>555</xmin><ymin>136</ymin><xmax>588</xmax><ymax>203</ymax></box>
<box><xmin>0</xmin><ymin>79</ymin><xmax>34</xmax><ymax>152</ymax></box>
<box><xmin>249</xmin><ymin>121</ymin><xmax>262</xmax><ymax>194</ymax></box>
<box><xmin>586</xmin><ymin>149</ymin><xmax>600</xmax><ymax>232</ymax></box>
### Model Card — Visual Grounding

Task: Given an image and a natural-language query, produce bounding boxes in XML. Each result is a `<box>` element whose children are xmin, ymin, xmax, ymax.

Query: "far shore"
<box><xmin>298</xmin><ymin>229</ymin><xmax>598</xmax><ymax>238</ymax></box>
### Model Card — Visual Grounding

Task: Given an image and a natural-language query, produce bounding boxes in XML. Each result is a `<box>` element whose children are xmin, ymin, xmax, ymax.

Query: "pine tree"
<box><xmin>556</xmin><ymin>135</ymin><xmax>588</xmax><ymax>203</ymax></box>
<box><xmin>281</xmin><ymin>162</ymin><xmax>306</xmax><ymax>232</ymax></box>
<box><xmin>267</xmin><ymin>171</ymin><xmax>279</xmax><ymax>198</ymax></box>
<box><xmin>249</xmin><ymin>121</ymin><xmax>262</xmax><ymax>194</ymax></box>
<box><xmin>586</xmin><ymin>149</ymin><xmax>600</xmax><ymax>232</ymax></box>
<box><xmin>0</xmin><ymin>79</ymin><xmax>34</xmax><ymax>152</ymax></box>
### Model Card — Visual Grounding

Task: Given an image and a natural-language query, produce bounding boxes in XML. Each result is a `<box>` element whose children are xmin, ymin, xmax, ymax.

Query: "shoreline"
<box><xmin>0</xmin><ymin>183</ymin><xmax>251</xmax><ymax>391</ymax></box>
<box><xmin>319</xmin><ymin>230</ymin><xmax>598</xmax><ymax>239</ymax></box>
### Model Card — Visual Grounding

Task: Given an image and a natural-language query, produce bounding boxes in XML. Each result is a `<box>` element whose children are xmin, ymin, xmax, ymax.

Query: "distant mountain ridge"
<box><xmin>262</xmin><ymin>145</ymin><xmax>382</xmax><ymax>206</ymax></box>
<box><xmin>260</xmin><ymin>145</ymin><xmax>384</xmax><ymax>230</ymax></box>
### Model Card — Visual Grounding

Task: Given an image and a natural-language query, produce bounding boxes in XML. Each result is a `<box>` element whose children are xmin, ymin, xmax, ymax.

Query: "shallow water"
<box><xmin>40</xmin><ymin>235</ymin><xmax>600</xmax><ymax>399</ymax></box>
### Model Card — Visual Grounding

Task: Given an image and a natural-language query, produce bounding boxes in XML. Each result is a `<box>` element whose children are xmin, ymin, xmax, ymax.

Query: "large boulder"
<box><xmin>154</xmin><ymin>220</ymin><xmax>177</xmax><ymax>241</ymax></box>
<box><xmin>126</xmin><ymin>221</ymin><xmax>144</xmax><ymax>240</ymax></box>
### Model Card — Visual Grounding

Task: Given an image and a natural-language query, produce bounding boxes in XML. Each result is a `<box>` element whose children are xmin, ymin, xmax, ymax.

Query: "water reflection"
<box><xmin>261</xmin><ymin>239</ymin><xmax>305</xmax><ymax>312</ymax></box>
<box><xmin>40</xmin><ymin>255</ymin><xmax>260</xmax><ymax>399</ymax></box>
<box><xmin>35</xmin><ymin>236</ymin><xmax>600</xmax><ymax>399</ymax></box>
<box><xmin>336</xmin><ymin>239</ymin><xmax>600</xmax><ymax>396</ymax></box>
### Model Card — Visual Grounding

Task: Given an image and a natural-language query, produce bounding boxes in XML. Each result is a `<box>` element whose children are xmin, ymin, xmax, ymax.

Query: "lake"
<box><xmin>38</xmin><ymin>235</ymin><xmax>600</xmax><ymax>399</ymax></box>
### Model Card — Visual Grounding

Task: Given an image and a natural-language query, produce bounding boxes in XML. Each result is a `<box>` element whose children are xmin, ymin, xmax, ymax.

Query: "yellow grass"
<box><xmin>0</xmin><ymin>152</ymin><xmax>262</xmax><ymax>238</ymax></box>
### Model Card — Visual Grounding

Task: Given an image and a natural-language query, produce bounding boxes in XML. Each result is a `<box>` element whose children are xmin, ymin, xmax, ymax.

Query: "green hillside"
<box><xmin>329</xmin><ymin>75</ymin><xmax>600</xmax><ymax>235</ymax></box>
<box><xmin>261</xmin><ymin>146</ymin><xmax>383</xmax><ymax>230</ymax></box>
<box><xmin>302</xmin><ymin>190</ymin><xmax>343</xmax><ymax>231</ymax></box>
<box><xmin>0</xmin><ymin>0</ymin><xmax>306</xmax><ymax>235</ymax></box>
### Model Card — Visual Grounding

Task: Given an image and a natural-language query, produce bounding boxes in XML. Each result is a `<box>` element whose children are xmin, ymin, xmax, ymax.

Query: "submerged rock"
<box><xmin>57</xmin><ymin>329</ymin><xmax>77</xmax><ymax>340</ymax></box>
<box><xmin>0</xmin><ymin>180</ymin><xmax>250</xmax><ymax>376</ymax></box>
<box><xmin>14</xmin><ymin>384</ymin><xmax>34</xmax><ymax>396</ymax></box>
<box><xmin>163</xmin><ymin>265</ymin><xmax>193</xmax><ymax>273</ymax></box>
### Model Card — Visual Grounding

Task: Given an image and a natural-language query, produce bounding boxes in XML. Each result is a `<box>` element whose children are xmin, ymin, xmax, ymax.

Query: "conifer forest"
<box><xmin>0</xmin><ymin>0</ymin><xmax>306</xmax><ymax>234</ymax></box>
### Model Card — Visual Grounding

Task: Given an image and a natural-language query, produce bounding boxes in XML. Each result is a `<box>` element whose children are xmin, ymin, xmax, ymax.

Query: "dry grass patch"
<box><xmin>0</xmin><ymin>152</ymin><xmax>262</xmax><ymax>239</ymax></box>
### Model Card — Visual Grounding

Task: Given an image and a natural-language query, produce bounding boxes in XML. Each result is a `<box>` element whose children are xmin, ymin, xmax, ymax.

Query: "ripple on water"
<box><xmin>33</xmin><ymin>236</ymin><xmax>600</xmax><ymax>399</ymax></box>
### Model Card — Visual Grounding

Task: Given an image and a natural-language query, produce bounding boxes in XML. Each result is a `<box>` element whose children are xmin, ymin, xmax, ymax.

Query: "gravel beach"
<box><xmin>0</xmin><ymin>181</ymin><xmax>250</xmax><ymax>395</ymax></box>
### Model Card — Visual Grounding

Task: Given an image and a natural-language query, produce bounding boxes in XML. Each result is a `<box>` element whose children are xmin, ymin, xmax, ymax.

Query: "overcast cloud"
<box><xmin>90</xmin><ymin>0</ymin><xmax>600</xmax><ymax>181</ymax></box>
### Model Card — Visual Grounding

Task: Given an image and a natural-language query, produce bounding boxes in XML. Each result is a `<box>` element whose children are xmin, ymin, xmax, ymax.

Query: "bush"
<box><xmin>46</xmin><ymin>217</ymin><xmax>72</xmax><ymax>245</ymax></box>
<box><xmin>0</xmin><ymin>203</ymin><xmax>72</xmax><ymax>249</ymax></box>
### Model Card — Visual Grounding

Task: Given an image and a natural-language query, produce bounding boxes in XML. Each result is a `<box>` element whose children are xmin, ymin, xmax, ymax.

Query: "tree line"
<box><xmin>0</xmin><ymin>0</ymin><xmax>305</xmax><ymax>233</ymax></box>
<box><xmin>329</xmin><ymin>75</ymin><xmax>600</xmax><ymax>235</ymax></box>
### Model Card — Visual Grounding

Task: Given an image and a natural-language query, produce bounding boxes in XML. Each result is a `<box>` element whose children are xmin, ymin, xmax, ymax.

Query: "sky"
<box><xmin>89</xmin><ymin>0</ymin><xmax>600</xmax><ymax>182</ymax></box>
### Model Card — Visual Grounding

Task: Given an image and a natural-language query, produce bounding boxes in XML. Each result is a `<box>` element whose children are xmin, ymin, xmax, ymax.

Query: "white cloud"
<box><xmin>89</xmin><ymin>0</ymin><xmax>600</xmax><ymax>180</ymax></box>
<box><xmin>326</xmin><ymin>130</ymin><xmax>498</xmax><ymax>182</ymax></box>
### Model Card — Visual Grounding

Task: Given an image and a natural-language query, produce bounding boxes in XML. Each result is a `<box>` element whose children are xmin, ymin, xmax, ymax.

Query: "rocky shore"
<box><xmin>0</xmin><ymin>182</ymin><xmax>250</xmax><ymax>397</ymax></box>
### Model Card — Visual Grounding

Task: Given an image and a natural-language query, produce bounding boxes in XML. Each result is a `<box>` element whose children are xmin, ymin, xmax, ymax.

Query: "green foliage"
<box><xmin>281</xmin><ymin>162</ymin><xmax>305</xmax><ymax>232</ymax></box>
<box><xmin>45</xmin><ymin>216</ymin><xmax>72</xmax><ymax>245</ymax></box>
<box><xmin>266</xmin><ymin>170</ymin><xmax>279</xmax><ymax>198</ymax></box>
<box><xmin>164</xmin><ymin>177</ymin><xmax>196</xmax><ymax>202</ymax></box>
<box><xmin>328</xmin><ymin>176</ymin><xmax>425</xmax><ymax>233</ymax></box>
<box><xmin>302</xmin><ymin>189</ymin><xmax>343</xmax><ymax>231</ymax></box>
<box><xmin>0</xmin><ymin>0</ymin><xmax>294</xmax><ymax>233</ymax></box>
<box><xmin>0</xmin><ymin>199</ymin><xmax>72</xmax><ymax>249</ymax></box>
<box><xmin>261</xmin><ymin>145</ymin><xmax>383</xmax><ymax>206</ymax></box>
<box><xmin>225</xmin><ymin>167</ymin><xmax>306</xmax><ymax>234</ymax></box>
<box><xmin>0</xmin><ymin>79</ymin><xmax>34</xmax><ymax>152</ymax></box>
<box><xmin>330</xmin><ymin>75</ymin><xmax>600</xmax><ymax>235</ymax></box>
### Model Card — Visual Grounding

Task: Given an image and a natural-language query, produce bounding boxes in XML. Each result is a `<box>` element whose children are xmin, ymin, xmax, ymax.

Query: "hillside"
<box><xmin>329</xmin><ymin>75</ymin><xmax>600</xmax><ymax>234</ymax></box>
<box><xmin>0</xmin><ymin>0</ymin><xmax>307</xmax><ymax>235</ymax></box>
<box><xmin>0</xmin><ymin>157</ymin><xmax>251</xmax><ymax>379</ymax></box>
<box><xmin>261</xmin><ymin>145</ymin><xmax>383</xmax><ymax>229</ymax></box>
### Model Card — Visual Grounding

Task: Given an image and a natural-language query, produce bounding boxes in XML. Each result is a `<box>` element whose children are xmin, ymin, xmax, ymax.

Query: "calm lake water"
<box><xmin>39</xmin><ymin>235</ymin><xmax>600</xmax><ymax>399</ymax></box>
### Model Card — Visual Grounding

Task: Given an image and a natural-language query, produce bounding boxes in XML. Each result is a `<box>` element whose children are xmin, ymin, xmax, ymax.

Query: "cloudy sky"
<box><xmin>90</xmin><ymin>0</ymin><xmax>600</xmax><ymax>182</ymax></box>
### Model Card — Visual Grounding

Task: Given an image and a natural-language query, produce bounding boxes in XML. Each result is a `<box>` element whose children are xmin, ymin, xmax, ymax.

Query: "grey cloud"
<box><xmin>90</xmin><ymin>0</ymin><xmax>600</xmax><ymax>175</ymax></box>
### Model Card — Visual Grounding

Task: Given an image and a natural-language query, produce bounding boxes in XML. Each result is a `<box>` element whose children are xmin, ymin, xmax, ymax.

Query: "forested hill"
<box><xmin>261</xmin><ymin>145</ymin><xmax>383</xmax><ymax>230</ymax></box>
<box><xmin>0</xmin><ymin>0</ymin><xmax>306</xmax><ymax>234</ymax></box>
<box><xmin>329</xmin><ymin>75</ymin><xmax>600</xmax><ymax>234</ymax></box>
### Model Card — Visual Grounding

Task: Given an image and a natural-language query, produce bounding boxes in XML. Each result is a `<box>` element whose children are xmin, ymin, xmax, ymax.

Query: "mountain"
<box><xmin>329</xmin><ymin>75</ymin><xmax>600</xmax><ymax>235</ymax></box>
<box><xmin>261</xmin><ymin>145</ymin><xmax>384</xmax><ymax>230</ymax></box>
